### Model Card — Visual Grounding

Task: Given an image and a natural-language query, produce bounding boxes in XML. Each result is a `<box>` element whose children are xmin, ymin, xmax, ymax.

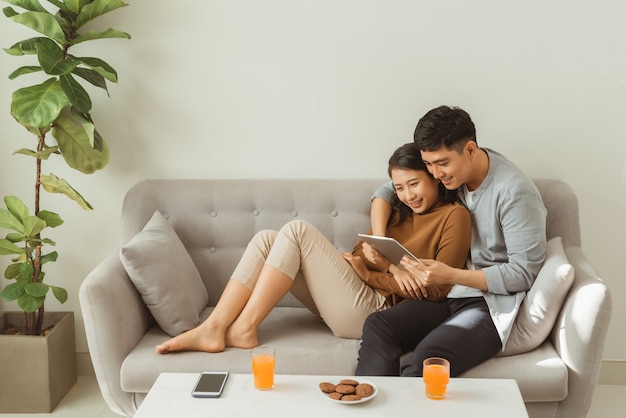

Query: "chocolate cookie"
<box><xmin>328</xmin><ymin>391</ymin><xmax>343</xmax><ymax>400</ymax></box>
<box><xmin>335</xmin><ymin>384</ymin><xmax>357</xmax><ymax>394</ymax></box>
<box><xmin>356</xmin><ymin>383</ymin><xmax>374</xmax><ymax>398</ymax></box>
<box><xmin>319</xmin><ymin>382</ymin><xmax>336</xmax><ymax>393</ymax></box>
<box><xmin>341</xmin><ymin>394</ymin><xmax>362</xmax><ymax>402</ymax></box>
<box><xmin>340</xmin><ymin>379</ymin><xmax>359</xmax><ymax>386</ymax></box>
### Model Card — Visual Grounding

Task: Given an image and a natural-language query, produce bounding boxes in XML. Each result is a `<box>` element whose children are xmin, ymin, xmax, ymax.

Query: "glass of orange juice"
<box><xmin>423</xmin><ymin>357</ymin><xmax>450</xmax><ymax>400</ymax></box>
<box><xmin>251</xmin><ymin>346</ymin><xmax>275</xmax><ymax>390</ymax></box>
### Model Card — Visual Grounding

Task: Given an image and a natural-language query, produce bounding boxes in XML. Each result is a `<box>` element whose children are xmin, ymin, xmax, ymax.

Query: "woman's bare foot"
<box><xmin>156</xmin><ymin>324</ymin><xmax>226</xmax><ymax>354</ymax></box>
<box><xmin>224</xmin><ymin>320</ymin><xmax>260</xmax><ymax>349</ymax></box>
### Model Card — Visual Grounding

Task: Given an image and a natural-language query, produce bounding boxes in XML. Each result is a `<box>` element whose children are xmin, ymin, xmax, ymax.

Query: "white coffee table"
<box><xmin>134</xmin><ymin>373</ymin><xmax>528</xmax><ymax>417</ymax></box>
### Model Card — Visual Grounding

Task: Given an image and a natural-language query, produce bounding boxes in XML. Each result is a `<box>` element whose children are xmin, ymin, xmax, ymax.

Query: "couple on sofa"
<box><xmin>156</xmin><ymin>105</ymin><xmax>547</xmax><ymax>378</ymax></box>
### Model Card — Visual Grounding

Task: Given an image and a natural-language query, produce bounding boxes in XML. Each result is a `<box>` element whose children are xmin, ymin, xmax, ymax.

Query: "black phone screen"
<box><xmin>192</xmin><ymin>372</ymin><xmax>229</xmax><ymax>397</ymax></box>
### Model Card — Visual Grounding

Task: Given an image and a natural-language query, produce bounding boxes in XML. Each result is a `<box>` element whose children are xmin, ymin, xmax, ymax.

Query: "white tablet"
<box><xmin>357</xmin><ymin>234</ymin><xmax>423</xmax><ymax>266</ymax></box>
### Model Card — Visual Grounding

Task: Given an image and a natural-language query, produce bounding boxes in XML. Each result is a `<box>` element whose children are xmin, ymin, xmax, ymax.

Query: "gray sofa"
<box><xmin>80</xmin><ymin>179</ymin><xmax>612</xmax><ymax>418</ymax></box>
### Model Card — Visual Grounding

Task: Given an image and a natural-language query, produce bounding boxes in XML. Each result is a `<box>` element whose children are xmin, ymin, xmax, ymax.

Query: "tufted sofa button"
<box><xmin>162</xmin><ymin>212</ymin><xmax>169</xmax><ymax>219</ymax></box>
<box><xmin>253</xmin><ymin>210</ymin><xmax>260</xmax><ymax>216</ymax></box>
<box><xmin>331</xmin><ymin>210</ymin><xmax>338</xmax><ymax>217</ymax></box>
<box><xmin>210</xmin><ymin>247</ymin><xmax>216</xmax><ymax>253</ymax></box>
<box><xmin>210</xmin><ymin>211</ymin><xmax>217</xmax><ymax>217</ymax></box>
<box><xmin>291</xmin><ymin>210</ymin><xmax>298</xmax><ymax>217</ymax></box>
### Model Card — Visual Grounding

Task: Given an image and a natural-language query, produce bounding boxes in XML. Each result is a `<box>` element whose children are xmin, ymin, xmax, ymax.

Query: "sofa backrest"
<box><xmin>532</xmin><ymin>178</ymin><xmax>581</xmax><ymax>248</ymax></box>
<box><xmin>121</xmin><ymin>179</ymin><xmax>382</xmax><ymax>305</ymax></box>
<box><xmin>120</xmin><ymin>178</ymin><xmax>580</xmax><ymax>306</ymax></box>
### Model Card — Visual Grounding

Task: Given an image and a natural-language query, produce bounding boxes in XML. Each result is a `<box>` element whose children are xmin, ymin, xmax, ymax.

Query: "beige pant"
<box><xmin>231</xmin><ymin>220</ymin><xmax>388</xmax><ymax>339</ymax></box>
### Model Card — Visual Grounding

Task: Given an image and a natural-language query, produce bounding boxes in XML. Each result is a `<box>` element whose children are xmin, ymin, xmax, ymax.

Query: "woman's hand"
<box><xmin>342</xmin><ymin>253</ymin><xmax>370</xmax><ymax>282</ymax></box>
<box><xmin>400</xmin><ymin>257</ymin><xmax>454</xmax><ymax>289</ymax></box>
<box><xmin>361</xmin><ymin>242</ymin><xmax>392</xmax><ymax>272</ymax></box>
<box><xmin>388</xmin><ymin>265</ymin><xmax>426</xmax><ymax>299</ymax></box>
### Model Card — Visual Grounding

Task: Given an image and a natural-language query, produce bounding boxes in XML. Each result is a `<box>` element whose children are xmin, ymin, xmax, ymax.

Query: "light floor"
<box><xmin>0</xmin><ymin>375</ymin><xmax>624</xmax><ymax>418</ymax></box>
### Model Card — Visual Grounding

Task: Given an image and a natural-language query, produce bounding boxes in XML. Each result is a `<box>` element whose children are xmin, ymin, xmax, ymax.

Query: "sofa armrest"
<box><xmin>79</xmin><ymin>252</ymin><xmax>153</xmax><ymax>417</ymax></box>
<box><xmin>550</xmin><ymin>246</ymin><xmax>612</xmax><ymax>418</ymax></box>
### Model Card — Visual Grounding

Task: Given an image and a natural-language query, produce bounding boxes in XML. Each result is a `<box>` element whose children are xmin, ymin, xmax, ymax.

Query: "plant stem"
<box><xmin>27</xmin><ymin>134</ymin><xmax>46</xmax><ymax>335</ymax></box>
<box><xmin>35</xmin><ymin>134</ymin><xmax>43</xmax><ymax>215</ymax></box>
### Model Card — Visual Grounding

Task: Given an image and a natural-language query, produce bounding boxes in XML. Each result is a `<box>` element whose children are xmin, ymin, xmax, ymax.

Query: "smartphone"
<box><xmin>191</xmin><ymin>371</ymin><xmax>229</xmax><ymax>398</ymax></box>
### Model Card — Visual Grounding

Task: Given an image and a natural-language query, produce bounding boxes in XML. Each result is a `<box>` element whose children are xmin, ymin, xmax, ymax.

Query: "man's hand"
<box><xmin>402</xmin><ymin>256</ymin><xmax>488</xmax><ymax>293</ymax></box>
<box><xmin>400</xmin><ymin>257</ymin><xmax>454</xmax><ymax>288</ymax></box>
<box><xmin>389</xmin><ymin>265</ymin><xmax>426</xmax><ymax>299</ymax></box>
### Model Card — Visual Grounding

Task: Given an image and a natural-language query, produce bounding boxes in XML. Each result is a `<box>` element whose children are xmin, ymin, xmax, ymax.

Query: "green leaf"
<box><xmin>14</xmin><ymin>145</ymin><xmax>59</xmax><ymax>160</ymax></box>
<box><xmin>72</xmin><ymin>28</ymin><xmax>131</xmax><ymax>45</ymax></box>
<box><xmin>3</xmin><ymin>6</ymin><xmax>19</xmax><ymax>18</ymax></box>
<box><xmin>46</xmin><ymin>0</ymin><xmax>68</xmax><ymax>14</ymax></box>
<box><xmin>22</xmin><ymin>215</ymin><xmax>47</xmax><ymax>238</ymax></box>
<box><xmin>63</xmin><ymin>0</ymin><xmax>80</xmax><ymax>14</ymax></box>
<box><xmin>13</xmin><ymin>148</ymin><xmax>37</xmax><ymax>158</ymax></box>
<box><xmin>5</xmin><ymin>196</ymin><xmax>30</xmax><ymax>223</ymax></box>
<box><xmin>51</xmin><ymin>285</ymin><xmax>68</xmax><ymax>304</ymax></box>
<box><xmin>8</xmin><ymin>11</ymin><xmax>65</xmax><ymax>45</ymax></box>
<box><xmin>4</xmin><ymin>37</ymin><xmax>53</xmax><ymax>59</ymax></box>
<box><xmin>19</xmin><ymin>262</ymin><xmax>34</xmax><ymax>278</ymax></box>
<box><xmin>5</xmin><ymin>233</ymin><xmax>25</xmax><ymax>243</ymax></box>
<box><xmin>25</xmin><ymin>281</ymin><xmax>48</xmax><ymax>297</ymax></box>
<box><xmin>41</xmin><ymin>250</ymin><xmax>58</xmax><ymax>264</ymax></box>
<box><xmin>36</xmin><ymin>38</ymin><xmax>78</xmax><ymax>75</ymax></box>
<box><xmin>74</xmin><ymin>56</ymin><xmax>118</xmax><ymax>82</ymax></box>
<box><xmin>17</xmin><ymin>292</ymin><xmax>44</xmax><ymax>312</ymax></box>
<box><xmin>4</xmin><ymin>37</ymin><xmax>43</xmax><ymax>56</ymax></box>
<box><xmin>0</xmin><ymin>238</ymin><xmax>25</xmax><ymax>255</ymax></box>
<box><xmin>41</xmin><ymin>238</ymin><xmax>56</xmax><ymax>245</ymax></box>
<box><xmin>52</xmin><ymin>107</ymin><xmax>109</xmax><ymax>173</ymax></box>
<box><xmin>11</xmin><ymin>78</ymin><xmax>70</xmax><ymax>130</ymax></box>
<box><xmin>4</xmin><ymin>263</ymin><xmax>23</xmax><ymax>280</ymax></box>
<box><xmin>0</xmin><ymin>207</ymin><xmax>24</xmax><ymax>233</ymax></box>
<box><xmin>59</xmin><ymin>73</ymin><xmax>91</xmax><ymax>113</ymax></box>
<box><xmin>38</xmin><ymin>210</ymin><xmax>63</xmax><ymax>227</ymax></box>
<box><xmin>54</xmin><ymin>9</ymin><xmax>72</xmax><ymax>33</ymax></box>
<box><xmin>3</xmin><ymin>0</ymin><xmax>47</xmax><ymax>13</ymax></box>
<box><xmin>60</xmin><ymin>106</ymin><xmax>94</xmax><ymax>145</ymax></box>
<box><xmin>72</xmin><ymin>67</ymin><xmax>109</xmax><ymax>95</ymax></box>
<box><xmin>75</xmin><ymin>0</ymin><xmax>128</xmax><ymax>29</ymax></box>
<box><xmin>8</xmin><ymin>65</ymin><xmax>42</xmax><ymax>79</ymax></box>
<box><xmin>0</xmin><ymin>281</ymin><xmax>26</xmax><ymax>301</ymax></box>
<box><xmin>39</xmin><ymin>173</ymin><xmax>94</xmax><ymax>210</ymax></box>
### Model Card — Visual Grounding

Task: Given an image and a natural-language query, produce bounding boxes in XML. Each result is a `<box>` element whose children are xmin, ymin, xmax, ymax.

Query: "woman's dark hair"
<box><xmin>387</xmin><ymin>142</ymin><xmax>458</xmax><ymax>226</ymax></box>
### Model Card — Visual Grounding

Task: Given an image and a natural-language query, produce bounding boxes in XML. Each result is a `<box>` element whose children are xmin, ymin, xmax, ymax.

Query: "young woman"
<box><xmin>156</xmin><ymin>143</ymin><xmax>471</xmax><ymax>354</ymax></box>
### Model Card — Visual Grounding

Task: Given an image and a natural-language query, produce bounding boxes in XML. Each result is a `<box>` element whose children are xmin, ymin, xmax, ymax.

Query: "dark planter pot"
<box><xmin>0</xmin><ymin>311</ymin><xmax>77</xmax><ymax>413</ymax></box>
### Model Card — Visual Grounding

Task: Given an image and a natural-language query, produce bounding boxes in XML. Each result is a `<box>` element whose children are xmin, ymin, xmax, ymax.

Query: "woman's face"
<box><xmin>391</xmin><ymin>167</ymin><xmax>441</xmax><ymax>214</ymax></box>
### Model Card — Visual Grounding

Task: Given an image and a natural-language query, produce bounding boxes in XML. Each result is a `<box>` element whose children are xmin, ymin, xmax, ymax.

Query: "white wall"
<box><xmin>1</xmin><ymin>0</ymin><xmax>624</xmax><ymax>373</ymax></box>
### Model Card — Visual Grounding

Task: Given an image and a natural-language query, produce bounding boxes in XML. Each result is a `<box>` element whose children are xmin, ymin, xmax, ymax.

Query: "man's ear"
<box><xmin>465</xmin><ymin>139</ymin><xmax>478</xmax><ymax>156</ymax></box>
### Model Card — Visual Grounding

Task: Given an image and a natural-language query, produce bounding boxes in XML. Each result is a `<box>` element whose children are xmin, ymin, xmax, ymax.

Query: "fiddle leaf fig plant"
<box><xmin>0</xmin><ymin>0</ymin><xmax>130</xmax><ymax>335</ymax></box>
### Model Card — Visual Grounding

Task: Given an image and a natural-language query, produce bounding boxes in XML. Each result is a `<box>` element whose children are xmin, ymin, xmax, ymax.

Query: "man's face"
<box><xmin>420</xmin><ymin>144</ymin><xmax>471</xmax><ymax>190</ymax></box>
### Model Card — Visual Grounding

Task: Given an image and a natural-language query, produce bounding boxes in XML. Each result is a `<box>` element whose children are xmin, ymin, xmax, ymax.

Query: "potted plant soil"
<box><xmin>0</xmin><ymin>0</ymin><xmax>130</xmax><ymax>412</ymax></box>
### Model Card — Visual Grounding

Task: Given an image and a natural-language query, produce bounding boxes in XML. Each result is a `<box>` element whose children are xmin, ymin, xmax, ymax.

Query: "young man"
<box><xmin>355</xmin><ymin>105</ymin><xmax>547</xmax><ymax>377</ymax></box>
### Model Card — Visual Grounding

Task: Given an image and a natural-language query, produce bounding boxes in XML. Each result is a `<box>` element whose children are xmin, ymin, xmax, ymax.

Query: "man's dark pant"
<box><xmin>355</xmin><ymin>297</ymin><xmax>502</xmax><ymax>377</ymax></box>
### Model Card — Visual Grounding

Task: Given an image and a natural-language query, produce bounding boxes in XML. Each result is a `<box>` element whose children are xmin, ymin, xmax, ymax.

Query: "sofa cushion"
<box><xmin>120</xmin><ymin>210</ymin><xmax>208</xmax><ymax>336</ymax></box>
<box><xmin>500</xmin><ymin>236</ymin><xmax>574</xmax><ymax>356</ymax></box>
<box><xmin>120</xmin><ymin>307</ymin><xmax>361</xmax><ymax>392</ymax></box>
<box><xmin>462</xmin><ymin>340</ymin><xmax>568</xmax><ymax>402</ymax></box>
